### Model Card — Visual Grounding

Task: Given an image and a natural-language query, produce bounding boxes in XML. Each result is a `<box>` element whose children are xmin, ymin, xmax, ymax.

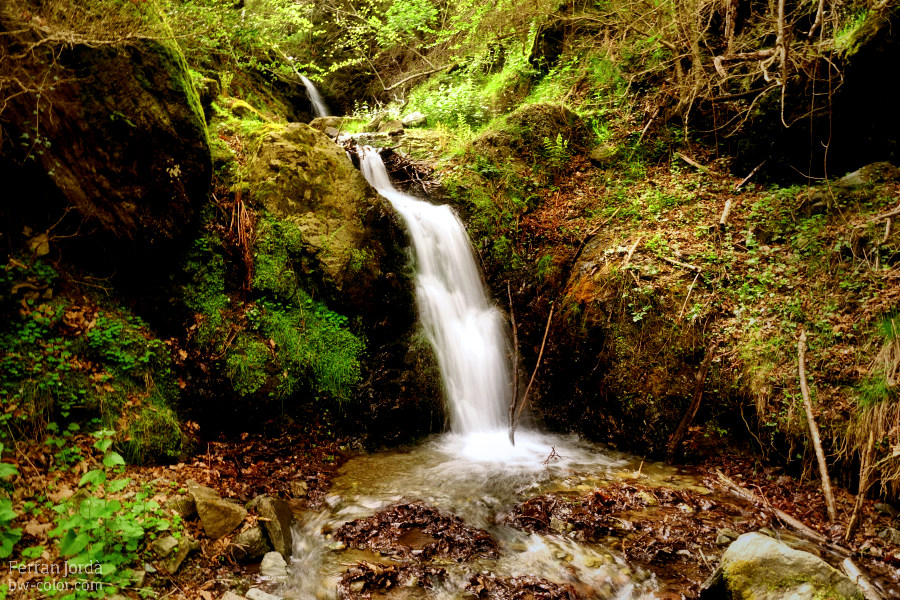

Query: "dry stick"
<box><xmin>660</xmin><ymin>255</ymin><xmax>701</xmax><ymax>272</ymax></box>
<box><xmin>382</xmin><ymin>64</ymin><xmax>453</xmax><ymax>92</ymax></box>
<box><xmin>735</xmin><ymin>160</ymin><xmax>767</xmax><ymax>190</ymax></box>
<box><xmin>719</xmin><ymin>199</ymin><xmax>733</xmax><ymax>229</ymax></box>
<box><xmin>678</xmin><ymin>270</ymin><xmax>702</xmax><ymax>321</ymax></box>
<box><xmin>509</xmin><ymin>304</ymin><xmax>554</xmax><ymax>446</ymax></box>
<box><xmin>798</xmin><ymin>329</ymin><xmax>838</xmax><ymax>523</ymax></box>
<box><xmin>842</xmin><ymin>558</ymin><xmax>884</xmax><ymax>600</ymax></box>
<box><xmin>622</xmin><ymin>237</ymin><xmax>642</xmax><ymax>268</ymax></box>
<box><xmin>666</xmin><ymin>345</ymin><xmax>716</xmax><ymax>460</ymax></box>
<box><xmin>845</xmin><ymin>430</ymin><xmax>875</xmax><ymax>542</ymax></box>
<box><xmin>506</xmin><ymin>282</ymin><xmax>520</xmax><ymax>432</ymax></box>
<box><xmin>714</xmin><ymin>469</ymin><xmax>852</xmax><ymax>557</ymax></box>
<box><xmin>676</xmin><ymin>152</ymin><xmax>718</xmax><ymax>176</ymax></box>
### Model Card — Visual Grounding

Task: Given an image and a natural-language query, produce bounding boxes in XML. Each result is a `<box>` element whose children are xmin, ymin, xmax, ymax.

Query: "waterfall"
<box><xmin>301</xmin><ymin>75</ymin><xmax>331</xmax><ymax>118</ymax></box>
<box><xmin>360</xmin><ymin>148</ymin><xmax>512</xmax><ymax>435</ymax></box>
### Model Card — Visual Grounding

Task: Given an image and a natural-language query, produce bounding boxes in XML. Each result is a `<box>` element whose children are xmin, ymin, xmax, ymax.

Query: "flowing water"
<box><xmin>280</xmin><ymin>149</ymin><xmax>711</xmax><ymax>599</ymax></box>
<box><xmin>302</xmin><ymin>75</ymin><xmax>331</xmax><ymax>118</ymax></box>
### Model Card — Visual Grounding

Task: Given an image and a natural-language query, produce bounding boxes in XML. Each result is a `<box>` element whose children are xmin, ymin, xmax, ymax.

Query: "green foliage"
<box><xmin>252</xmin><ymin>215</ymin><xmax>305</xmax><ymax>300</ymax></box>
<box><xmin>48</xmin><ymin>430</ymin><xmax>177</xmax><ymax>597</ymax></box>
<box><xmin>542</xmin><ymin>133</ymin><xmax>569</xmax><ymax>174</ymax></box>
<box><xmin>255</xmin><ymin>297</ymin><xmax>364</xmax><ymax>402</ymax></box>
<box><xmin>0</xmin><ymin>444</ymin><xmax>22</xmax><ymax>559</ymax></box>
<box><xmin>225</xmin><ymin>333</ymin><xmax>271</xmax><ymax>397</ymax></box>
<box><xmin>0</xmin><ymin>258</ymin><xmax>182</xmax><ymax>463</ymax></box>
<box><xmin>181</xmin><ymin>230</ymin><xmax>231</xmax><ymax>347</ymax></box>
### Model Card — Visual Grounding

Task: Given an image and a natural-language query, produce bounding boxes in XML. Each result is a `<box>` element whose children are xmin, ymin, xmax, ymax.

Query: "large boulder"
<box><xmin>711</xmin><ymin>532</ymin><xmax>863</xmax><ymax>600</ymax></box>
<box><xmin>247</xmin><ymin>123</ymin><xmax>406</xmax><ymax>316</ymax></box>
<box><xmin>0</xmin><ymin>14</ymin><xmax>211</xmax><ymax>251</ymax></box>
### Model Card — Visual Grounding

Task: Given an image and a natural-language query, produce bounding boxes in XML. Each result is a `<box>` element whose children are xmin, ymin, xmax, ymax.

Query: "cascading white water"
<box><xmin>301</xmin><ymin>75</ymin><xmax>331</xmax><ymax>118</ymax></box>
<box><xmin>360</xmin><ymin>148</ymin><xmax>512</xmax><ymax>435</ymax></box>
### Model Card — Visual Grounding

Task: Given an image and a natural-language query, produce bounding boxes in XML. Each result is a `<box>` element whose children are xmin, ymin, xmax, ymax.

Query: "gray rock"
<box><xmin>377</xmin><ymin>119</ymin><xmax>404</xmax><ymax>135</ymax></box>
<box><xmin>165</xmin><ymin>494</ymin><xmax>197</xmax><ymax>519</ymax></box>
<box><xmin>220</xmin><ymin>592</ymin><xmax>248</xmax><ymax>600</ymax></box>
<box><xmin>246</xmin><ymin>590</ymin><xmax>282</xmax><ymax>600</ymax></box>
<box><xmin>401</xmin><ymin>111</ymin><xmax>427</xmax><ymax>127</ymax></box>
<box><xmin>715</xmin><ymin>528</ymin><xmax>739</xmax><ymax>546</ymax></box>
<box><xmin>588</xmin><ymin>144</ymin><xmax>619</xmax><ymax>167</ymax></box>
<box><xmin>259</xmin><ymin>551</ymin><xmax>289</xmax><ymax>581</ymax></box>
<box><xmin>188</xmin><ymin>480</ymin><xmax>247</xmax><ymax>539</ymax></box>
<box><xmin>716</xmin><ymin>532</ymin><xmax>863</xmax><ymax>600</ymax></box>
<box><xmin>349</xmin><ymin>580</ymin><xmax>366</xmax><ymax>593</ymax></box>
<box><xmin>365</xmin><ymin>113</ymin><xmax>385</xmax><ymax>132</ymax></box>
<box><xmin>152</xmin><ymin>535</ymin><xmax>179</xmax><ymax>558</ymax></box>
<box><xmin>836</xmin><ymin>162</ymin><xmax>900</xmax><ymax>190</ymax></box>
<box><xmin>254</xmin><ymin>496</ymin><xmax>294</xmax><ymax>559</ymax></box>
<box><xmin>158</xmin><ymin>536</ymin><xmax>199</xmax><ymax>575</ymax></box>
<box><xmin>878</xmin><ymin>527</ymin><xmax>900</xmax><ymax>545</ymax></box>
<box><xmin>874</xmin><ymin>502</ymin><xmax>899</xmax><ymax>518</ymax></box>
<box><xmin>131</xmin><ymin>570</ymin><xmax>146</xmax><ymax>587</ymax></box>
<box><xmin>309</xmin><ymin>116</ymin><xmax>346</xmax><ymax>131</ymax></box>
<box><xmin>231</xmin><ymin>526</ymin><xmax>272</xmax><ymax>562</ymax></box>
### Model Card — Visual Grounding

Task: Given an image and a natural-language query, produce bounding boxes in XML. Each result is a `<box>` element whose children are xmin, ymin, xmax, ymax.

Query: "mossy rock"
<box><xmin>718</xmin><ymin>532</ymin><xmax>864</xmax><ymax>600</ymax></box>
<box><xmin>247</xmin><ymin>123</ymin><xmax>406</xmax><ymax>316</ymax></box>
<box><xmin>0</xmin><ymin>25</ymin><xmax>211</xmax><ymax>253</ymax></box>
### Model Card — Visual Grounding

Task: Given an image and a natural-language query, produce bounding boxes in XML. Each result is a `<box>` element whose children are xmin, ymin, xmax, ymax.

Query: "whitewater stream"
<box><xmin>280</xmin><ymin>148</ymin><xmax>714</xmax><ymax>600</ymax></box>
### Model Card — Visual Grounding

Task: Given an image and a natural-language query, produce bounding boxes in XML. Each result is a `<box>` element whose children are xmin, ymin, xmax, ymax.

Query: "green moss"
<box><xmin>225</xmin><ymin>333</ymin><xmax>271</xmax><ymax>397</ymax></box>
<box><xmin>181</xmin><ymin>230</ymin><xmax>231</xmax><ymax>348</ymax></box>
<box><xmin>253</xmin><ymin>214</ymin><xmax>306</xmax><ymax>300</ymax></box>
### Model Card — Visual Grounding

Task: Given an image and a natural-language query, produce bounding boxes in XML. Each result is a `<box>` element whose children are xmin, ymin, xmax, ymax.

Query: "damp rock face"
<box><xmin>0</xmin><ymin>17</ymin><xmax>211</xmax><ymax>253</ymax></box>
<box><xmin>247</xmin><ymin>122</ymin><xmax>407</xmax><ymax>317</ymax></box>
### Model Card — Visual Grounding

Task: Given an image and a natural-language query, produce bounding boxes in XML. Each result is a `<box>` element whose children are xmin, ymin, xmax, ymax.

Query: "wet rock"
<box><xmin>246</xmin><ymin>589</ymin><xmax>282</xmax><ymax>600</ymax></box>
<box><xmin>188</xmin><ymin>480</ymin><xmax>248</xmax><ymax>539</ymax></box>
<box><xmin>254</xmin><ymin>496</ymin><xmax>294</xmax><ymax>558</ymax></box>
<box><xmin>874</xmin><ymin>502</ymin><xmax>899</xmax><ymax>518</ymax></box>
<box><xmin>231</xmin><ymin>526</ymin><xmax>272</xmax><ymax>562</ymax></box>
<box><xmin>835</xmin><ymin>161</ymin><xmax>900</xmax><ymax>190</ymax></box>
<box><xmin>165</xmin><ymin>494</ymin><xmax>197</xmax><ymax>519</ymax></box>
<box><xmin>878</xmin><ymin>527</ymin><xmax>900</xmax><ymax>545</ymax></box>
<box><xmin>715</xmin><ymin>528</ymin><xmax>739</xmax><ymax>546</ymax></box>
<box><xmin>636</xmin><ymin>491</ymin><xmax>659</xmax><ymax>506</ymax></box>
<box><xmin>402</xmin><ymin>111</ymin><xmax>427</xmax><ymax>127</ymax></box>
<box><xmin>349</xmin><ymin>580</ymin><xmax>366</xmax><ymax>593</ymax></box>
<box><xmin>247</xmin><ymin>123</ymin><xmax>406</xmax><ymax>316</ymax></box>
<box><xmin>716</xmin><ymin>532</ymin><xmax>863</xmax><ymax>600</ymax></box>
<box><xmin>131</xmin><ymin>570</ymin><xmax>146</xmax><ymax>587</ymax></box>
<box><xmin>290</xmin><ymin>481</ymin><xmax>309</xmax><ymax>498</ymax></box>
<box><xmin>260</xmin><ymin>551</ymin><xmax>289</xmax><ymax>581</ymax></box>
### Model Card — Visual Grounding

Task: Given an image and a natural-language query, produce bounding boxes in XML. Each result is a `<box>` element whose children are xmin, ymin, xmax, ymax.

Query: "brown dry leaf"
<box><xmin>24</xmin><ymin>520</ymin><xmax>53</xmax><ymax>537</ymax></box>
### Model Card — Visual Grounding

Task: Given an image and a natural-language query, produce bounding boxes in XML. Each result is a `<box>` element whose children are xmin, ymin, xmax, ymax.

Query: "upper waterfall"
<box><xmin>301</xmin><ymin>75</ymin><xmax>330</xmax><ymax>118</ymax></box>
<box><xmin>359</xmin><ymin>148</ymin><xmax>513</xmax><ymax>435</ymax></box>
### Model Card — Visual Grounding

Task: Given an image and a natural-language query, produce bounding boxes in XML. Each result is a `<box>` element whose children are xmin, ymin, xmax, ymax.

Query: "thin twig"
<box><xmin>510</xmin><ymin>304</ymin><xmax>554</xmax><ymax>445</ymax></box>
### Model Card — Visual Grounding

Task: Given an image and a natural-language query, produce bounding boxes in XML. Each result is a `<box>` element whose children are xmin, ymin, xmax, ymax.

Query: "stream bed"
<box><xmin>279</xmin><ymin>430</ymin><xmax>744</xmax><ymax>600</ymax></box>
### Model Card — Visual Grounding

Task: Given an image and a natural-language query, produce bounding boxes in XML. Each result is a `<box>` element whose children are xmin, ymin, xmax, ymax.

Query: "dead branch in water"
<box><xmin>509</xmin><ymin>303</ymin><xmax>554</xmax><ymax>446</ymax></box>
<box><xmin>798</xmin><ymin>329</ymin><xmax>838</xmax><ymax>523</ymax></box>
<box><xmin>666</xmin><ymin>344</ymin><xmax>716</xmax><ymax>460</ymax></box>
